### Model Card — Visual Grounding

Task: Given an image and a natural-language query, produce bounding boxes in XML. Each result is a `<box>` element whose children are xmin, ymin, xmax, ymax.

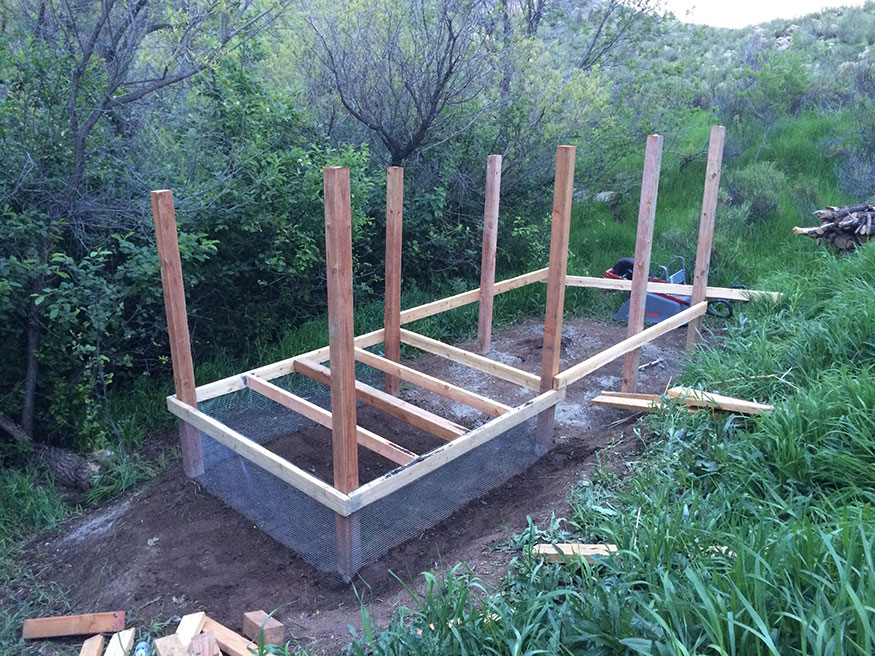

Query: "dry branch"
<box><xmin>794</xmin><ymin>204</ymin><xmax>875</xmax><ymax>251</ymax></box>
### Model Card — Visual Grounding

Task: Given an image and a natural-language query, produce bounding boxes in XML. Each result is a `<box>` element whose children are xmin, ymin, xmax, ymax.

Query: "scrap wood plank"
<box><xmin>79</xmin><ymin>635</ymin><xmax>105</xmax><ymax>656</ymax></box>
<box><xmin>591</xmin><ymin>392</ymin><xmax>695</xmax><ymax>413</ymax></box>
<box><xmin>534</xmin><ymin>543</ymin><xmax>619</xmax><ymax>563</ymax></box>
<box><xmin>22</xmin><ymin>611</ymin><xmax>126</xmax><ymax>639</ymax></box>
<box><xmin>202</xmin><ymin>617</ymin><xmax>257</xmax><ymax>656</ymax></box>
<box><xmin>666</xmin><ymin>386</ymin><xmax>773</xmax><ymax>415</ymax></box>
<box><xmin>154</xmin><ymin>634</ymin><xmax>188</xmax><ymax>656</ymax></box>
<box><xmin>103</xmin><ymin>628</ymin><xmax>136</xmax><ymax>656</ymax></box>
<box><xmin>242</xmin><ymin>610</ymin><xmax>285</xmax><ymax>645</ymax></box>
<box><xmin>174</xmin><ymin>611</ymin><xmax>206</xmax><ymax>649</ymax></box>
<box><xmin>190</xmin><ymin>630</ymin><xmax>220</xmax><ymax>656</ymax></box>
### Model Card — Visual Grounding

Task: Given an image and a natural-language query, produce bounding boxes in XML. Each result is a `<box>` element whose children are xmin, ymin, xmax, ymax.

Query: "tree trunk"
<box><xmin>21</xmin><ymin>272</ymin><xmax>44</xmax><ymax>437</ymax></box>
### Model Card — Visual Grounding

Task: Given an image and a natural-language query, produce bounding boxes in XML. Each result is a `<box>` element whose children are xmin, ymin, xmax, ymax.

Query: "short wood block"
<box><xmin>78</xmin><ymin>634</ymin><xmax>105</xmax><ymax>656</ymax></box>
<box><xmin>104</xmin><ymin>628</ymin><xmax>136</xmax><ymax>656</ymax></box>
<box><xmin>533</xmin><ymin>543</ymin><xmax>618</xmax><ymax>564</ymax></box>
<box><xmin>202</xmin><ymin>617</ymin><xmax>256</xmax><ymax>656</ymax></box>
<box><xmin>190</xmin><ymin>630</ymin><xmax>221</xmax><ymax>656</ymax></box>
<box><xmin>154</xmin><ymin>634</ymin><xmax>188</xmax><ymax>656</ymax></box>
<box><xmin>22</xmin><ymin>611</ymin><xmax>126</xmax><ymax>639</ymax></box>
<box><xmin>174</xmin><ymin>611</ymin><xmax>206</xmax><ymax>649</ymax></box>
<box><xmin>242</xmin><ymin>610</ymin><xmax>285</xmax><ymax>645</ymax></box>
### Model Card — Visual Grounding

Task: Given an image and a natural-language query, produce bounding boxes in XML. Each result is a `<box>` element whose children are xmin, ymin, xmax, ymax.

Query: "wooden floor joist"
<box><xmin>294</xmin><ymin>359</ymin><xmax>466</xmax><ymax>441</ymax></box>
<box><xmin>244</xmin><ymin>374</ymin><xmax>416</xmax><ymax>466</ymax></box>
<box><xmin>533</xmin><ymin>543</ymin><xmax>619</xmax><ymax>563</ymax></box>
<box><xmin>353</xmin><ymin>347</ymin><xmax>511</xmax><ymax>417</ymax></box>
<box><xmin>666</xmin><ymin>386</ymin><xmax>774</xmax><ymax>414</ymax></box>
<box><xmin>399</xmin><ymin>328</ymin><xmax>541</xmax><ymax>390</ymax></box>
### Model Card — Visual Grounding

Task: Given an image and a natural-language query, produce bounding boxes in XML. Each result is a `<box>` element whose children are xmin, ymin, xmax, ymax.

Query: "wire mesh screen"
<box><xmin>194</xmin><ymin>370</ymin><xmax>540</xmax><ymax>577</ymax></box>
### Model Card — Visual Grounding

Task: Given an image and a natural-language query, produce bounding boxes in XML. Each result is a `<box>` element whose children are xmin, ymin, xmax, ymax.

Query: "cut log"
<box><xmin>795</xmin><ymin>203</ymin><xmax>875</xmax><ymax>252</ymax></box>
<box><xmin>666</xmin><ymin>387</ymin><xmax>773</xmax><ymax>414</ymax></box>
<box><xmin>533</xmin><ymin>543</ymin><xmax>619</xmax><ymax>563</ymax></box>
<box><xmin>242</xmin><ymin>610</ymin><xmax>285</xmax><ymax>645</ymax></box>
<box><xmin>22</xmin><ymin>611</ymin><xmax>126</xmax><ymax>639</ymax></box>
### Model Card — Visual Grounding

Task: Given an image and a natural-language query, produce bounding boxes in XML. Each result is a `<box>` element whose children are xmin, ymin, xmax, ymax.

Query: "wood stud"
<box><xmin>477</xmin><ymin>155</ymin><xmax>502</xmax><ymax>354</ymax></box>
<box><xmin>384</xmin><ymin>166</ymin><xmax>404</xmax><ymax>394</ymax></box>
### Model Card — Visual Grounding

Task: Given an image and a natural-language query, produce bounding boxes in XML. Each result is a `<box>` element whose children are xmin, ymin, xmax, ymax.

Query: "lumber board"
<box><xmin>154</xmin><ymin>634</ymin><xmax>188</xmax><ymax>656</ymax></box>
<box><xmin>622</xmin><ymin>134</ymin><xmax>664</xmax><ymax>393</ymax></box>
<box><xmin>353</xmin><ymin>347</ymin><xmax>511</xmax><ymax>417</ymax></box>
<box><xmin>666</xmin><ymin>386</ymin><xmax>774</xmax><ymax>414</ymax></box>
<box><xmin>399</xmin><ymin>268</ymin><xmax>548</xmax><ymax>325</ymax></box>
<box><xmin>537</xmin><ymin>144</ymin><xmax>576</xmax><ymax>451</ymax></box>
<box><xmin>563</xmin><ymin>276</ymin><xmax>780</xmax><ymax>302</ymax></box>
<box><xmin>201</xmin><ymin>617</ymin><xmax>256</xmax><ymax>656</ymax></box>
<box><xmin>166</xmin><ymin>396</ymin><xmax>353</xmax><ymax>515</ymax></box>
<box><xmin>556</xmin><ymin>302</ymin><xmax>707</xmax><ymax>388</ymax></box>
<box><xmin>384</xmin><ymin>166</ymin><xmax>404</xmax><ymax>394</ymax></box>
<box><xmin>174</xmin><ymin>611</ymin><xmax>206</xmax><ymax>650</ymax></box>
<box><xmin>349</xmin><ymin>388</ymin><xmax>563</xmax><ymax>510</ymax></box>
<box><xmin>22</xmin><ymin>611</ymin><xmax>126</xmax><ymax>639</ymax></box>
<box><xmin>399</xmin><ymin>328</ymin><xmax>541</xmax><ymax>390</ymax></box>
<box><xmin>591</xmin><ymin>394</ymin><xmax>694</xmax><ymax>413</ymax></box>
<box><xmin>686</xmin><ymin>126</ymin><xmax>725</xmax><ymax>348</ymax></box>
<box><xmin>190</xmin><ymin>631</ymin><xmax>220</xmax><ymax>656</ymax></box>
<box><xmin>242</xmin><ymin>610</ymin><xmax>285</xmax><ymax>645</ymax></box>
<box><xmin>103</xmin><ymin>628</ymin><xmax>135</xmax><ymax>656</ymax></box>
<box><xmin>477</xmin><ymin>154</ymin><xmax>502</xmax><ymax>354</ymax></box>
<box><xmin>78</xmin><ymin>635</ymin><xmax>105</xmax><ymax>656</ymax></box>
<box><xmin>294</xmin><ymin>359</ymin><xmax>466</xmax><ymax>441</ymax></box>
<box><xmin>534</xmin><ymin>543</ymin><xmax>618</xmax><ymax>563</ymax></box>
<box><xmin>244</xmin><ymin>374</ymin><xmax>416</xmax><ymax>466</ymax></box>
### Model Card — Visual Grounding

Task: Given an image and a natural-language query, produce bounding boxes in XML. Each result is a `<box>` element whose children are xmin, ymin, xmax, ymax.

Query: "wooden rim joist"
<box><xmin>154</xmin><ymin>127</ymin><xmax>780</xmax><ymax>578</ymax></box>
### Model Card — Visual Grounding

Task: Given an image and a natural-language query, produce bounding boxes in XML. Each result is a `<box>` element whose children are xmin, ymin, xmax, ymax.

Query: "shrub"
<box><xmin>725</xmin><ymin>160</ymin><xmax>787</xmax><ymax>218</ymax></box>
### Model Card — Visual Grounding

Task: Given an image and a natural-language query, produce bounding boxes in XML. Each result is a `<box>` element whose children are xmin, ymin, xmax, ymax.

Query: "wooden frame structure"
<box><xmin>155</xmin><ymin>129</ymin><xmax>780</xmax><ymax>579</ymax></box>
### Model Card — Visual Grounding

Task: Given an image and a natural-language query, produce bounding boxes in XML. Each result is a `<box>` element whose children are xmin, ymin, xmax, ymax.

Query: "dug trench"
<box><xmin>4</xmin><ymin>316</ymin><xmax>702</xmax><ymax>655</ymax></box>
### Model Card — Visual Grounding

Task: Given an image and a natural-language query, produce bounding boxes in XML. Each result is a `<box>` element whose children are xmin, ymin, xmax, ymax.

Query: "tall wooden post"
<box><xmin>384</xmin><ymin>167</ymin><xmax>404</xmax><ymax>394</ymax></box>
<box><xmin>323</xmin><ymin>167</ymin><xmax>361</xmax><ymax>580</ymax></box>
<box><xmin>477</xmin><ymin>155</ymin><xmax>503</xmax><ymax>354</ymax></box>
<box><xmin>685</xmin><ymin>126</ymin><xmax>726</xmax><ymax>348</ymax></box>
<box><xmin>535</xmin><ymin>146</ymin><xmax>576</xmax><ymax>454</ymax></box>
<box><xmin>620</xmin><ymin>135</ymin><xmax>664</xmax><ymax>393</ymax></box>
<box><xmin>151</xmin><ymin>190</ymin><xmax>204</xmax><ymax>478</ymax></box>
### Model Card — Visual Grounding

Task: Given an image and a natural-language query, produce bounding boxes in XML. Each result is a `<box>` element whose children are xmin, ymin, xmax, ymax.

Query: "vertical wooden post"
<box><xmin>535</xmin><ymin>146</ymin><xmax>576</xmax><ymax>454</ymax></box>
<box><xmin>686</xmin><ymin>126</ymin><xmax>726</xmax><ymax>348</ymax></box>
<box><xmin>620</xmin><ymin>134</ymin><xmax>664</xmax><ymax>393</ymax></box>
<box><xmin>384</xmin><ymin>167</ymin><xmax>404</xmax><ymax>394</ymax></box>
<box><xmin>477</xmin><ymin>155</ymin><xmax>503</xmax><ymax>354</ymax></box>
<box><xmin>151</xmin><ymin>190</ymin><xmax>204</xmax><ymax>478</ymax></box>
<box><xmin>324</xmin><ymin>167</ymin><xmax>361</xmax><ymax>580</ymax></box>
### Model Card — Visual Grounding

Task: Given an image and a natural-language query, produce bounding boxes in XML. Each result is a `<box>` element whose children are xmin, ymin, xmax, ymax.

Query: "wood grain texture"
<box><xmin>477</xmin><ymin>155</ymin><xmax>502</xmax><ymax>354</ymax></box>
<box><xmin>22</xmin><ymin>611</ymin><xmax>125</xmax><ymax>639</ymax></box>
<box><xmin>536</xmin><ymin>145</ymin><xmax>576</xmax><ymax>452</ymax></box>
<box><xmin>384</xmin><ymin>166</ymin><xmax>404</xmax><ymax>394</ymax></box>
<box><xmin>621</xmin><ymin>135</ymin><xmax>664</xmax><ymax>393</ymax></box>
<box><xmin>151</xmin><ymin>189</ymin><xmax>203</xmax><ymax>477</ymax></box>
<box><xmin>154</xmin><ymin>634</ymin><xmax>189</xmax><ymax>656</ymax></box>
<box><xmin>78</xmin><ymin>635</ymin><xmax>104</xmax><ymax>656</ymax></box>
<box><xmin>190</xmin><ymin>631</ymin><xmax>220</xmax><ymax>656</ymax></box>
<box><xmin>686</xmin><ymin>126</ymin><xmax>726</xmax><ymax>348</ymax></box>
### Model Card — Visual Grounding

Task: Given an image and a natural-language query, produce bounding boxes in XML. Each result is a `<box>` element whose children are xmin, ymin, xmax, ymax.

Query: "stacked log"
<box><xmin>794</xmin><ymin>204</ymin><xmax>874</xmax><ymax>252</ymax></box>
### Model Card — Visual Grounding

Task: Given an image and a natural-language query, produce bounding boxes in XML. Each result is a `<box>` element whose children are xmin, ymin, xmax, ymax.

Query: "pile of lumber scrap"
<box><xmin>793</xmin><ymin>203</ymin><xmax>875</xmax><ymax>251</ymax></box>
<box><xmin>21</xmin><ymin>608</ymin><xmax>285</xmax><ymax>656</ymax></box>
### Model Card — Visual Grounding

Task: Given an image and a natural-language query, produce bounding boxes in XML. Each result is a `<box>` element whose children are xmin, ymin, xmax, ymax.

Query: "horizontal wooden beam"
<box><xmin>399</xmin><ymin>329</ymin><xmax>541</xmax><ymax>391</ymax></box>
<box><xmin>22</xmin><ymin>612</ymin><xmax>126</xmax><ymax>640</ymax></box>
<box><xmin>293</xmin><ymin>358</ymin><xmax>466</xmax><ymax>441</ymax></box>
<box><xmin>533</xmin><ymin>543</ymin><xmax>618</xmax><ymax>563</ymax></box>
<box><xmin>666</xmin><ymin>386</ymin><xmax>774</xmax><ymax>415</ymax></box>
<box><xmin>353</xmin><ymin>347</ymin><xmax>510</xmax><ymax>417</ymax></box>
<box><xmin>565</xmin><ymin>275</ymin><xmax>780</xmax><ymax>302</ymax></box>
<box><xmin>399</xmin><ymin>268</ymin><xmax>549</xmax><ymax>325</ymax></box>
<box><xmin>591</xmin><ymin>392</ymin><xmax>693</xmax><ymax>413</ymax></box>
<box><xmin>166</xmin><ymin>396</ymin><xmax>353</xmax><ymax>515</ymax></box>
<box><xmin>243</xmin><ymin>374</ymin><xmax>416</xmax><ymax>466</ymax></box>
<box><xmin>349</xmin><ymin>388</ymin><xmax>563</xmax><ymax>511</ymax></box>
<box><xmin>193</xmin><ymin>329</ymin><xmax>386</xmax><ymax>403</ymax></box>
<box><xmin>555</xmin><ymin>302</ymin><xmax>708</xmax><ymax>388</ymax></box>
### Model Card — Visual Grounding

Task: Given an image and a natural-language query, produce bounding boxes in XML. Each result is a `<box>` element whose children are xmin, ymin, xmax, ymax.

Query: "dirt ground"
<box><xmin>4</xmin><ymin>316</ymin><xmax>693</xmax><ymax>654</ymax></box>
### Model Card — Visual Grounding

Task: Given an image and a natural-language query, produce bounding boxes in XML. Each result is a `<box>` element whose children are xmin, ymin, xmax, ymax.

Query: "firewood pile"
<box><xmin>794</xmin><ymin>204</ymin><xmax>875</xmax><ymax>251</ymax></box>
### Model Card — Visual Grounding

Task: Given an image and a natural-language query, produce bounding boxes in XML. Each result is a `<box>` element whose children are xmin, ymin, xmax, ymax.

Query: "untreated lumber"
<box><xmin>175</xmin><ymin>611</ymin><xmax>206</xmax><ymax>650</ymax></box>
<box><xmin>534</xmin><ymin>543</ymin><xmax>619</xmax><ymax>563</ymax></box>
<box><xmin>384</xmin><ymin>166</ymin><xmax>404</xmax><ymax>394</ymax></box>
<box><xmin>104</xmin><ymin>628</ymin><xmax>136</xmax><ymax>656</ymax></box>
<box><xmin>666</xmin><ymin>386</ymin><xmax>773</xmax><ymax>415</ymax></box>
<box><xmin>564</xmin><ymin>276</ymin><xmax>781</xmax><ymax>302</ymax></box>
<box><xmin>536</xmin><ymin>144</ymin><xmax>576</xmax><ymax>453</ymax></box>
<box><xmin>201</xmin><ymin>617</ymin><xmax>256</xmax><ymax>656</ymax></box>
<box><xmin>591</xmin><ymin>392</ymin><xmax>694</xmax><ymax>413</ymax></box>
<box><xmin>556</xmin><ymin>302</ymin><xmax>707</xmax><ymax>388</ymax></box>
<box><xmin>244</xmin><ymin>374</ymin><xmax>416</xmax><ymax>466</ymax></box>
<box><xmin>399</xmin><ymin>329</ymin><xmax>541</xmax><ymax>390</ymax></box>
<box><xmin>477</xmin><ymin>154</ymin><xmax>502</xmax><ymax>354</ymax></box>
<box><xmin>190</xmin><ymin>631</ymin><xmax>220</xmax><ymax>656</ymax></box>
<box><xmin>22</xmin><ymin>611</ymin><xmax>126</xmax><ymax>639</ymax></box>
<box><xmin>294</xmin><ymin>359</ymin><xmax>466</xmax><ymax>441</ymax></box>
<box><xmin>354</xmin><ymin>347</ymin><xmax>511</xmax><ymax>417</ymax></box>
<box><xmin>242</xmin><ymin>610</ymin><xmax>285</xmax><ymax>645</ymax></box>
<box><xmin>794</xmin><ymin>203</ymin><xmax>875</xmax><ymax>251</ymax></box>
<box><xmin>154</xmin><ymin>634</ymin><xmax>188</xmax><ymax>656</ymax></box>
<box><xmin>686</xmin><ymin>126</ymin><xmax>725</xmax><ymax>348</ymax></box>
<box><xmin>78</xmin><ymin>635</ymin><xmax>105</xmax><ymax>656</ymax></box>
<box><xmin>152</xmin><ymin>189</ymin><xmax>203</xmax><ymax>477</ymax></box>
<box><xmin>621</xmin><ymin>134</ymin><xmax>664</xmax><ymax>393</ymax></box>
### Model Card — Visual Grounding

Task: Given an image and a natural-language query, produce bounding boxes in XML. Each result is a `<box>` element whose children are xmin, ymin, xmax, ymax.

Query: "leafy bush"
<box><xmin>725</xmin><ymin>160</ymin><xmax>787</xmax><ymax>218</ymax></box>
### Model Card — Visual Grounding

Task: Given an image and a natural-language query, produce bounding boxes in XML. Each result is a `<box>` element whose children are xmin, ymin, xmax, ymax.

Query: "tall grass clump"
<box><xmin>348</xmin><ymin>246</ymin><xmax>875</xmax><ymax>655</ymax></box>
